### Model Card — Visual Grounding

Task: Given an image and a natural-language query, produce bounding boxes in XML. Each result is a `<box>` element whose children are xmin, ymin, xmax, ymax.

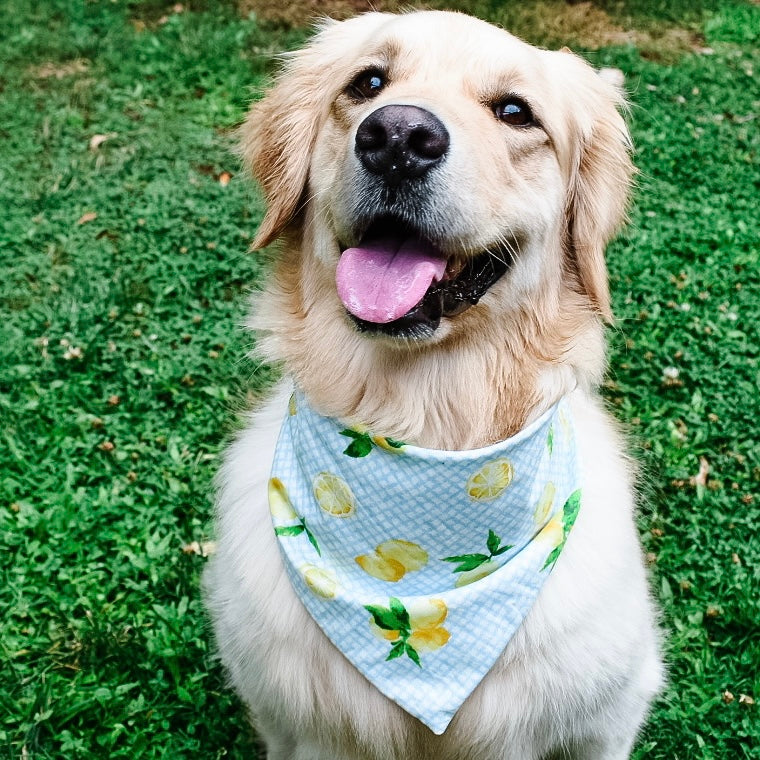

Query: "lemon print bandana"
<box><xmin>270</xmin><ymin>391</ymin><xmax>581</xmax><ymax>735</ymax></box>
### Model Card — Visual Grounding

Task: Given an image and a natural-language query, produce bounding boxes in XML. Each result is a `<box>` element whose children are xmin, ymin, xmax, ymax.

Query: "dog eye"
<box><xmin>347</xmin><ymin>69</ymin><xmax>386</xmax><ymax>100</ymax></box>
<box><xmin>493</xmin><ymin>98</ymin><xmax>535</xmax><ymax>127</ymax></box>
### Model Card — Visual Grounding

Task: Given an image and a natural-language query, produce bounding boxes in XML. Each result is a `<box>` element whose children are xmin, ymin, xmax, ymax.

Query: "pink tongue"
<box><xmin>336</xmin><ymin>237</ymin><xmax>447</xmax><ymax>324</ymax></box>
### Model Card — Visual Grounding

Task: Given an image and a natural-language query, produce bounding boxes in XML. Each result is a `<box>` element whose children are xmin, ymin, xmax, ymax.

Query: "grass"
<box><xmin>1</xmin><ymin>0</ymin><xmax>758</xmax><ymax>758</ymax></box>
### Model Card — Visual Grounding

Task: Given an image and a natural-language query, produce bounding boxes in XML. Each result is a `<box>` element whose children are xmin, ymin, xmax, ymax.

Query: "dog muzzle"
<box><xmin>268</xmin><ymin>391</ymin><xmax>582</xmax><ymax>734</ymax></box>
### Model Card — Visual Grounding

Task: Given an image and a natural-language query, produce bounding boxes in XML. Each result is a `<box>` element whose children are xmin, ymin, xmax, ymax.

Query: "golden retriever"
<box><xmin>204</xmin><ymin>11</ymin><xmax>663</xmax><ymax>759</ymax></box>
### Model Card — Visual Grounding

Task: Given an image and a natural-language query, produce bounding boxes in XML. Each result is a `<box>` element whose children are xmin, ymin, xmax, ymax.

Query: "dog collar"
<box><xmin>269</xmin><ymin>391</ymin><xmax>582</xmax><ymax>734</ymax></box>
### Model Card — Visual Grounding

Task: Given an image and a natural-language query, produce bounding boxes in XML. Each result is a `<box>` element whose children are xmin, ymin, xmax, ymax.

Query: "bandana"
<box><xmin>269</xmin><ymin>391</ymin><xmax>581</xmax><ymax>735</ymax></box>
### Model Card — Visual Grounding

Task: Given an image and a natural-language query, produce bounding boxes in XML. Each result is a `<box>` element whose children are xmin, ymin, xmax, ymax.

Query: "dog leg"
<box><xmin>562</xmin><ymin>721</ymin><xmax>644</xmax><ymax>760</ymax></box>
<box><xmin>292</xmin><ymin>742</ymin><xmax>352</xmax><ymax>760</ymax></box>
<box><xmin>569</xmin><ymin>738</ymin><xmax>636</xmax><ymax>760</ymax></box>
<box><xmin>264</xmin><ymin>741</ymin><xmax>296</xmax><ymax>760</ymax></box>
<box><xmin>255</xmin><ymin>726</ymin><xmax>296</xmax><ymax>760</ymax></box>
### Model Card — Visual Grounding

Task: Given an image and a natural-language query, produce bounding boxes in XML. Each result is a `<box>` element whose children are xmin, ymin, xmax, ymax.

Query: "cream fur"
<box><xmin>205</xmin><ymin>11</ymin><xmax>663</xmax><ymax>759</ymax></box>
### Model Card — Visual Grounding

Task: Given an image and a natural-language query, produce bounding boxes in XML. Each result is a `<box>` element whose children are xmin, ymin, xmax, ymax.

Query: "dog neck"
<box><xmin>251</xmin><ymin>232</ymin><xmax>606</xmax><ymax>450</ymax></box>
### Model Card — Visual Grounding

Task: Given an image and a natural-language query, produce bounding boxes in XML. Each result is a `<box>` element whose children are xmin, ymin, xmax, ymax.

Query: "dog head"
<box><xmin>242</xmin><ymin>11</ymin><xmax>632</xmax><ymax>344</ymax></box>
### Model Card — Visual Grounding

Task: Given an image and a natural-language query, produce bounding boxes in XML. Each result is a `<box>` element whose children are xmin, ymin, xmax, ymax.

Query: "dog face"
<box><xmin>242</xmin><ymin>11</ymin><xmax>632</xmax><ymax>346</ymax></box>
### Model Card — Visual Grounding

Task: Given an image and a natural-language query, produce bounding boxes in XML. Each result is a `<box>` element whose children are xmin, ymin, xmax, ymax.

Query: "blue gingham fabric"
<box><xmin>269</xmin><ymin>391</ymin><xmax>581</xmax><ymax>735</ymax></box>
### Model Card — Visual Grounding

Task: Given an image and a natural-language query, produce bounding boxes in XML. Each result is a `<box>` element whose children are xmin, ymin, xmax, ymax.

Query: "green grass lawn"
<box><xmin>1</xmin><ymin>1</ymin><xmax>758</xmax><ymax>757</ymax></box>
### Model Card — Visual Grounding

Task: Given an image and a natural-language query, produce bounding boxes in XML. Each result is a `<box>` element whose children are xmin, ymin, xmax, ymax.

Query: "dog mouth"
<box><xmin>336</xmin><ymin>217</ymin><xmax>513</xmax><ymax>339</ymax></box>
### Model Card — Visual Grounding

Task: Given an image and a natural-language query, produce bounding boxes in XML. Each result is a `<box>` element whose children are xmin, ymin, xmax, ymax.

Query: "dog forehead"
<box><xmin>365</xmin><ymin>12</ymin><xmax>547</xmax><ymax>83</ymax></box>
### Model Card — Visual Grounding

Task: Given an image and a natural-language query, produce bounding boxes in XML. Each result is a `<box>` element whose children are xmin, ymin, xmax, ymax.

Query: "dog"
<box><xmin>204</xmin><ymin>11</ymin><xmax>663</xmax><ymax>759</ymax></box>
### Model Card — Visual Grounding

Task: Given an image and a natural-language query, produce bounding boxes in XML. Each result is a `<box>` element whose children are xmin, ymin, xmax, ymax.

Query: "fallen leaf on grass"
<box><xmin>691</xmin><ymin>456</ymin><xmax>710</xmax><ymax>500</ymax></box>
<box><xmin>33</xmin><ymin>59</ymin><xmax>89</xmax><ymax>79</ymax></box>
<box><xmin>89</xmin><ymin>133</ymin><xmax>117</xmax><ymax>151</ymax></box>
<box><xmin>738</xmin><ymin>694</ymin><xmax>755</xmax><ymax>706</ymax></box>
<box><xmin>77</xmin><ymin>211</ymin><xmax>97</xmax><ymax>225</ymax></box>
<box><xmin>182</xmin><ymin>541</ymin><xmax>216</xmax><ymax>557</ymax></box>
<box><xmin>218</xmin><ymin>171</ymin><xmax>232</xmax><ymax>187</ymax></box>
<box><xmin>63</xmin><ymin>346</ymin><xmax>83</xmax><ymax>360</ymax></box>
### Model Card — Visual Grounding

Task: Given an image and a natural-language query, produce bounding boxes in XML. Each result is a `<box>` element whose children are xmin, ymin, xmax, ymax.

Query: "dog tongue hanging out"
<box><xmin>336</xmin><ymin>235</ymin><xmax>447</xmax><ymax>324</ymax></box>
<box><xmin>205</xmin><ymin>10</ymin><xmax>663</xmax><ymax>760</ymax></box>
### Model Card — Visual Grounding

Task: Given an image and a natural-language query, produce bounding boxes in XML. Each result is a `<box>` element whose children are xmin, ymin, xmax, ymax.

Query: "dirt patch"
<box><xmin>491</xmin><ymin>1</ymin><xmax>635</xmax><ymax>49</ymax></box>
<box><xmin>240</xmin><ymin>0</ymin><xmax>403</xmax><ymax>27</ymax></box>
<box><xmin>30</xmin><ymin>59</ymin><xmax>90</xmax><ymax>79</ymax></box>
<box><xmin>239</xmin><ymin>0</ymin><xmax>704</xmax><ymax>54</ymax></box>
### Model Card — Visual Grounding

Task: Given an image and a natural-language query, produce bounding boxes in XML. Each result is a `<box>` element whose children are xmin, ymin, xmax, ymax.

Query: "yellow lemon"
<box><xmin>376</xmin><ymin>540</ymin><xmax>428</xmax><ymax>572</ymax></box>
<box><xmin>301</xmin><ymin>565</ymin><xmax>337</xmax><ymax>599</ymax></box>
<box><xmin>288</xmin><ymin>393</ymin><xmax>297</xmax><ymax>416</ymax></box>
<box><xmin>454</xmin><ymin>560</ymin><xmax>499</xmax><ymax>588</ymax></box>
<box><xmin>408</xmin><ymin>626</ymin><xmax>450</xmax><ymax>652</ymax></box>
<box><xmin>268</xmin><ymin>477</ymin><xmax>297</xmax><ymax>521</ymax></box>
<box><xmin>466</xmin><ymin>458</ymin><xmax>514</xmax><ymax>502</ymax></box>
<box><xmin>355</xmin><ymin>554</ymin><xmax>406</xmax><ymax>582</ymax></box>
<box><xmin>312</xmin><ymin>472</ymin><xmax>356</xmax><ymax>517</ymax></box>
<box><xmin>533</xmin><ymin>482</ymin><xmax>556</xmax><ymax>525</ymax></box>
<box><xmin>407</xmin><ymin>598</ymin><xmax>448</xmax><ymax>629</ymax></box>
<box><xmin>537</xmin><ymin>516</ymin><xmax>564</xmax><ymax>547</ymax></box>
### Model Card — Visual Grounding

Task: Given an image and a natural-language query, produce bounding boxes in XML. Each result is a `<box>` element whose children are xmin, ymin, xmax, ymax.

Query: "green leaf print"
<box><xmin>562</xmin><ymin>489</ymin><xmax>582</xmax><ymax>536</ymax></box>
<box><xmin>542</xmin><ymin>489</ymin><xmax>582</xmax><ymax>571</ymax></box>
<box><xmin>542</xmin><ymin>545</ymin><xmax>563</xmax><ymax>571</ymax></box>
<box><xmin>404</xmin><ymin>643</ymin><xmax>422</xmax><ymax>668</ymax></box>
<box><xmin>387</xmin><ymin>640</ymin><xmax>406</xmax><ymax>660</ymax></box>
<box><xmin>442</xmin><ymin>531</ymin><xmax>514</xmax><ymax>575</ymax></box>
<box><xmin>442</xmin><ymin>553</ymin><xmax>491</xmax><ymax>573</ymax></box>
<box><xmin>340</xmin><ymin>429</ymin><xmax>373</xmax><ymax>457</ymax></box>
<box><xmin>274</xmin><ymin>525</ymin><xmax>305</xmax><ymax>537</ymax></box>
<box><xmin>365</xmin><ymin>598</ymin><xmax>437</xmax><ymax>667</ymax></box>
<box><xmin>365</xmin><ymin>604</ymin><xmax>408</xmax><ymax>633</ymax></box>
<box><xmin>274</xmin><ymin>518</ymin><xmax>321</xmax><ymax>556</ymax></box>
<box><xmin>389</xmin><ymin>597</ymin><xmax>410</xmax><ymax>629</ymax></box>
<box><xmin>339</xmin><ymin>428</ymin><xmax>406</xmax><ymax>457</ymax></box>
<box><xmin>301</xmin><ymin>517</ymin><xmax>321</xmax><ymax>556</ymax></box>
<box><xmin>547</xmin><ymin>425</ymin><xmax>554</xmax><ymax>455</ymax></box>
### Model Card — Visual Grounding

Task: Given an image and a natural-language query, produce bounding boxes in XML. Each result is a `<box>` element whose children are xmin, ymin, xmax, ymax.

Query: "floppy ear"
<box><xmin>239</xmin><ymin>14</ymin><xmax>389</xmax><ymax>249</ymax></box>
<box><xmin>561</xmin><ymin>59</ymin><xmax>634</xmax><ymax>322</ymax></box>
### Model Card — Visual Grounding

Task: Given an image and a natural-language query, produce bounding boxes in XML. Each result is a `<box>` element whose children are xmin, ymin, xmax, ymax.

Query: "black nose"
<box><xmin>355</xmin><ymin>105</ymin><xmax>449</xmax><ymax>185</ymax></box>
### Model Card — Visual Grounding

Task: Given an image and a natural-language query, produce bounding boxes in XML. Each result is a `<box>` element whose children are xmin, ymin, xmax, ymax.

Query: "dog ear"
<box><xmin>240</xmin><ymin>15</ymin><xmax>389</xmax><ymax>249</ymax></box>
<box><xmin>561</xmin><ymin>59</ymin><xmax>634</xmax><ymax>322</ymax></box>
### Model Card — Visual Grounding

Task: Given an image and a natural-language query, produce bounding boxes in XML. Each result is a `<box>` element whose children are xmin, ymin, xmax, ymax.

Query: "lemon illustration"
<box><xmin>408</xmin><ymin>626</ymin><xmax>451</xmax><ymax>652</ymax></box>
<box><xmin>537</xmin><ymin>515</ymin><xmax>564</xmax><ymax>547</ymax></box>
<box><xmin>376</xmin><ymin>540</ymin><xmax>428</xmax><ymax>571</ymax></box>
<box><xmin>356</xmin><ymin>539</ymin><xmax>428</xmax><ymax>581</ymax></box>
<box><xmin>466</xmin><ymin>458</ymin><xmax>514</xmax><ymax>502</ymax></box>
<box><xmin>312</xmin><ymin>472</ymin><xmax>355</xmax><ymax>517</ymax></box>
<box><xmin>454</xmin><ymin>559</ymin><xmax>499</xmax><ymax>588</ymax></box>
<box><xmin>368</xmin><ymin>597</ymin><xmax>449</xmax><ymax>653</ymax></box>
<box><xmin>407</xmin><ymin>598</ymin><xmax>448</xmax><ymax>629</ymax></box>
<box><xmin>288</xmin><ymin>393</ymin><xmax>297</xmax><ymax>416</ymax></box>
<box><xmin>370</xmin><ymin>621</ymin><xmax>401</xmax><ymax>641</ymax></box>
<box><xmin>268</xmin><ymin>477</ymin><xmax>297</xmax><ymax>521</ymax></box>
<box><xmin>356</xmin><ymin>553</ymin><xmax>406</xmax><ymax>582</ymax></box>
<box><xmin>408</xmin><ymin>598</ymin><xmax>449</xmax><ymax>653</ymax></box>
<box><xmin>372</xmin><ymin>436</ymin><xmax>405</xmax><ymax>453</ymax></box>
<box><xmin>301</xmin><ymin>564</ymin><xmax>337</xmax><ymax>599</ymax></box>
<box><xmin>533</xmin><ymin>482</ymin><xmax>556</xmax><ymax>525</ymax></box>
